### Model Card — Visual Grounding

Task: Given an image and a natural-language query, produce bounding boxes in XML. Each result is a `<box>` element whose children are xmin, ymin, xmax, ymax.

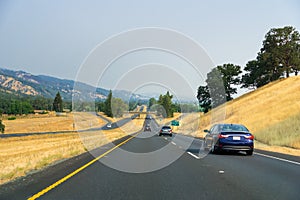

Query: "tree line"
<box><xmin>197</xmin><ymin>26</ymin><xmax>300</xmax><ymax>113</ymax></box>
<box><xmin>0</xmin><ymin>91</ymin><xmax>72</xmax><ymax>115</ymax></box>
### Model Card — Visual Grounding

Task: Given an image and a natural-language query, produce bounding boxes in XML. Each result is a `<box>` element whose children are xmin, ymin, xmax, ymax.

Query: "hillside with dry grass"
<box><xmin>180</xmin><ymin>76</ymin><xmax>300</xmax><ymax>151</ymax></box>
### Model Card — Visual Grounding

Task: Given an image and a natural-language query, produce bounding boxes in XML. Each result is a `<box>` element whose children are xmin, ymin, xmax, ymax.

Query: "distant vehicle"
<box><xmin>106</xmin><ymin>123</ymin><xmax>112</xmax><ymax>128</ymax></box>
<box><xmin>159</xmin><ymin>126</ymin><xmax>172</xmax><ymax>137</ymax></box>
<box><xmin>146</xmin><ymin>115</ymin><xmax>152</xmax><ymax>120</ymax></box>
<box><xmin>144</xmin><ymin>124</ymin><xmax>151</xmax><ymax>132</ymax></box>
<box><xmin>203</xmin><ymin>123</ymin><xmax>254</xmax><ymax>155</ymax></box>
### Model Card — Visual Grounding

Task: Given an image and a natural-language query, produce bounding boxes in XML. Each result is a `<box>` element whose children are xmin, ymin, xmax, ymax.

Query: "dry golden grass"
<box><xmin>97</xmin><ymin>105</ymin><xmax>148</xmax><ymax>122</ymax></box>
<box><xmin>0</xmin><ymin>114</ymin><xmax>144</xmax><ymax>185</ymax></box>
<box><xmin>96</xmin><ymin>112</ymin><xmax>125</xmax><ymax>123</ymax></box>
<box><xmin>3</xmin><ymin>112</ymin><xmax>106</xmax><ymax>134</ymax></box>
<box><xmin>126</xmin><ymin>118</ymin><xmax>146</xmax><ymax>130</ymax></box>
<box><xmin>141</xmin><ymin>105</ymin><xmax>147</xmax><ymax>112</ymax></box>
<box><xmin>97</xmin><ymin>106</ymin><xmax>143</xmax><ymax>123</ymax></box>
<box><xmin>255</xmin><ymin>112</ymin><xmax>300</xmax><ymax>148</ymax></box>
<box><xmin>254</xmin><ymin>140</ymin><xmax>300</xmax><ymax>156</ymax></box>
<box><xmin>177</xmin><ymin>113</ymin><xmax>202</xmax><ymax>137</ymax></box>
<box><xmin>154</xmin><ymin>112</ymin><xmax>182</xmax><ymax>126</ymax></box>
<box><xmin>0</xmin><ymin>133</ymin><xmax>85</xmax><ymax>185</ymax></box>
<box><xmin>80</xmin><ymin>119</ymin><xmax>144</xmax><ymax>151</ymax></box>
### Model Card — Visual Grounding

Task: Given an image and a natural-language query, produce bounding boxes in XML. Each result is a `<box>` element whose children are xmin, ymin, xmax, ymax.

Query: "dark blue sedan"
<box><xmin>204</xmin><ymin>123</ymin><xmax>254</xmax><ymax>155</ymax></box>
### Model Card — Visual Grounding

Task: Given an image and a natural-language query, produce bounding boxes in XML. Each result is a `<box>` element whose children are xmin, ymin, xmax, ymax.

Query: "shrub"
<box><xmin>39</xmin><ymin>111</ymin><xmax>49</xmax><ymax>115</ymax></box>
<box><xmin>8</xmin><ymin>116</ymin><xmax>16</xmax><ymax>120</ymax></box>
<box><xmin>0</xmin><ymin>120</ymin><xmax>5</xmax><ymax>133</ymax></box>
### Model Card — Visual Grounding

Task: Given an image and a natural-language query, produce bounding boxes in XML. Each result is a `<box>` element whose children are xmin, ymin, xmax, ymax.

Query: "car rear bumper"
<box><xmin>220</xmin><ymin>145</ymin><xmax>253</xmax><ymax>151</ymax></box>
<box><xmin>215</xmin><ymin>140</ymin><xmax>253</xmax><ymax>151</ymax></box>
<box><xmin>160</xmin><ymin>132</ymin><xmax>172</xmax><ymax>135</ymax></box>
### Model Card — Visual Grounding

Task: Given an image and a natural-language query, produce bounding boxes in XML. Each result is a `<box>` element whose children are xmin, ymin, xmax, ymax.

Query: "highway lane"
<box><xmin>1</xmin><ymin>122</ymin><xmax>300</xmax><ymax>200</ymax></box>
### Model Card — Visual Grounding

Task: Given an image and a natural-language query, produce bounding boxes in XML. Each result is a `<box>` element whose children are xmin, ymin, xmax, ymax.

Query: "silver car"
<box><xmin>159</xmin><ymin>126</ymin><xmax>173</xmax><ymax>137</ymax></box>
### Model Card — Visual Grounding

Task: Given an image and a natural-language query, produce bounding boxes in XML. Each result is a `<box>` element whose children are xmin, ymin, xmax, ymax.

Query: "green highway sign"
<box><xmin>171</xmin><ymin>120</ymin><xmax>180</xmax><ymax>126</ymax></box>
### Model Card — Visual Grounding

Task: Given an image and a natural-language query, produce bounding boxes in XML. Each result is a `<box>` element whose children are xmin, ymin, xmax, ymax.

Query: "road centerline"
<box><xmin>28</xmin><ymin>132</ymin><xmax>141</xmax><ymax>200</ymax></box>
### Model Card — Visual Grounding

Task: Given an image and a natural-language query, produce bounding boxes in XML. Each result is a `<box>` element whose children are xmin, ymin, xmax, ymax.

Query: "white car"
<box><xmin>106</xmin><ymin>123</ymin><xmax>112</xmax><ymax>128</ymax></box>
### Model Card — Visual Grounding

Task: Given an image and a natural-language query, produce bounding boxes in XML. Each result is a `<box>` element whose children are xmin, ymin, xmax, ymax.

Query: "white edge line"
<box><xmin>187</xmin><ymin>151</ymin><xmax>200</xmax><ymax>159</ymax></box>
<box><xmin>254</xmin><ymin>152</ymin><xmax>300</xmax><ymax>166</ymax></box>
<box><xmin>171</xmin><ymin>141</ymin><xmax>176</xmax><ymax>145</ymax></box>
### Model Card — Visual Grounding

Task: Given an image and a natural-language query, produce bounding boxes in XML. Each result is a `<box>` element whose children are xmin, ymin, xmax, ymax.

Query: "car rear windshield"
<box><xmin>220</xmin><ymin>124</ymin><xmax>248</xmax><ymax>132</ymax></box>
<box><xmin>162</xmin><ymin>126</ymin><xmax>171</xmax><ymax>129</ymax></box>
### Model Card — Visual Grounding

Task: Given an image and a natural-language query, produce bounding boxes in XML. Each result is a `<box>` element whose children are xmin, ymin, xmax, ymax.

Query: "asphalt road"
<box><xmin>1</xmin><ymin>120</ymin><xmax>300</xmax><ymax>200</ymax></box>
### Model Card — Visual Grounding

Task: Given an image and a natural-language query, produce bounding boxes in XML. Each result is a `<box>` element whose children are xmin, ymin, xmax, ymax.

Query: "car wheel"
<box><xmin>246</xmin><ymin>150</ymin><xmax>253</xmax><ymax>156</ymax></box>
<box><xmin>159</xmin><ymin>134</ymin><xmax>162</xmax><ymax>136</ymax></box>
<box><xmin>210</xmin><ymin>143</ymin><xmax>219</xmax><ymax>154</ymax></box>
<box><xmin>170</xmin><ymin>134</ymin><xmax>172</xmax><ymax>137</ymax></box>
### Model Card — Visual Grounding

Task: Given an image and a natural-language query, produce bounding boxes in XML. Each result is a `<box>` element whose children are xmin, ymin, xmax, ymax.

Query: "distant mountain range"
<box><xmin>0</xmin><ymin>68</ymin><xmax>149</xmax><ymax>102</ymax></box>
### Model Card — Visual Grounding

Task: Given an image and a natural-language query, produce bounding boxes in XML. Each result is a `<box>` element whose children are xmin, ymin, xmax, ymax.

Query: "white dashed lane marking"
<box><xmin>187</xmin><ymin>152</ymin><xmax>200</xmax><ymax>159</ymax></box>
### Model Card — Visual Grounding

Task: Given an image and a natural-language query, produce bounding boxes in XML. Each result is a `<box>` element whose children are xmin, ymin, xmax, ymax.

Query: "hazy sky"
<box><xmin>0</xmin><ymin>0</ymin><xmax>299</xmax><ymax>98</ymax></box>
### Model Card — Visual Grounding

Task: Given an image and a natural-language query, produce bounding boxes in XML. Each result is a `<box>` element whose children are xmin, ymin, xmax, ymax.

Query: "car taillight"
<box><xmin>245</xmin><ymin>135</ymin><xmax>254</xmax><ymax>140</ymax></box>
<box><xmin>170</xmin><ymin>130</ymin><xmax>172</xmax><ymax>133</ymax></box>
<box><xmin>218</xmin><ymin>134</ymin><xmax>229</xmax><ymax>139</ymax></box>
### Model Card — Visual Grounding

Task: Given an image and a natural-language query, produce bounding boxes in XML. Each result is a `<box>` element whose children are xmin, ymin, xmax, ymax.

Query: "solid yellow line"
<box><xmin>28</xmin><ymin>132</ymin><xmax>140</xmax><ymax>200</ymax></box>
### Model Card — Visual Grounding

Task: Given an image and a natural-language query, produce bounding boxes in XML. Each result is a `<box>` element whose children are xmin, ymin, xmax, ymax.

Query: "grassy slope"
<box><xmin>183</xmin><ymin>76</ymin><xmax>300</xmax><ymax>150</ymax></box>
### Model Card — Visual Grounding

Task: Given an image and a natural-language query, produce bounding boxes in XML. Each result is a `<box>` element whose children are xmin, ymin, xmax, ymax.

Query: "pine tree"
<box><xmin>53</xmin><ymin>92</ymin><xmax>63</xmax><ymax>112</ymax></box>
<box><xmin>157</xmin><ymin>92</ymin><xmax>174</xmax><ymax>118</ymax></box>
<box><xmin>148</xmin><ymin>98</ymin><xmax>157</xmax><ymax>109</ymax></box>
<box><xmin>104</xmin><ymin>90</ymin><xmax>113</xmax><ymax>117</ymax></box>
<box><xmin>197</xmin><ymin>85</ymin><xmax>211</xmax><ymax>113</ymax></box>
<box><xmin>0</xmin><ymin>120</ymin><xmax>4</xmax><ymax>134</ymax></box>
<box><xmin>0</xmin><ymin>111</ymin><xmax>4</xmax><ymax>133</ymax></box>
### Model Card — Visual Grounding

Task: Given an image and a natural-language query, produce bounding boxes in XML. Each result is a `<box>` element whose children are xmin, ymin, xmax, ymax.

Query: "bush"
<box><xmin>8</xmin><ymin>116</ymin><xmax>16</xmax><ymax>120</ymax></box>
<box><xmin>0</xmin><ymin>120</ymin><xmax>5</xmax><ymax>133</ymax></box>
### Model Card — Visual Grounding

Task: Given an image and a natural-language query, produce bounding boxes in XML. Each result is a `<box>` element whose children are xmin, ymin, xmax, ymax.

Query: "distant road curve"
<box><xmin>0</xmin><ymin>112</ymin><xmax>140</xmax><ymax>138</ymax></box>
